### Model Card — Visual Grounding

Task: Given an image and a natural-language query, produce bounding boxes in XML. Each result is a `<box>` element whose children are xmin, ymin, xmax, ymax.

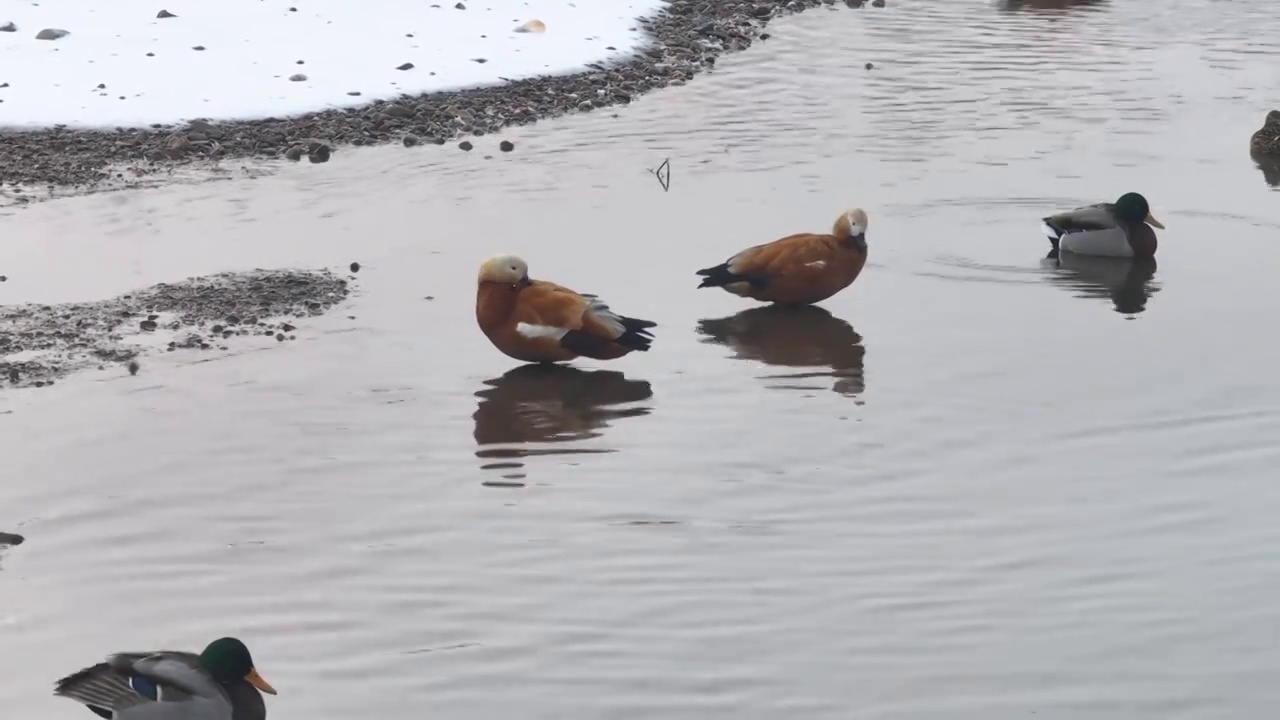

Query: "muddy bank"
<box><xmin>0</xmin><ymin>269</ymin><xmax>351</xmax><ymax>389</ymax></box>
<box><xmin>0</xmin><ymin>0</ymin><xmax>883</xmax><ymax>193</ymax></box>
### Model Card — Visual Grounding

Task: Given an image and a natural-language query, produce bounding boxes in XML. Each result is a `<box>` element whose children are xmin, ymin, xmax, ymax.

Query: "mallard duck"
<box><xmin>475</xmin><ymin>254</ymin><xmax>656</xmax><ymax>363</ymax></box>
<box><xmin>54</xmin><ymin>637</ymin><xmax>276</xmax><ymax>720</ymax></box>
<box><xmin>695</xmin><ymin>208</ymin><xmax>869</xmax><ymax>306</ymax></box>
<box><xmin>1041</xmin><ymin>192</ymin><xmax>1164</xmax><ymax>259</ymax></box>
<box><xmin>1250</xmin><ymin>110</ymin><xmax>1280</xmax><ymax>155</ymax></box>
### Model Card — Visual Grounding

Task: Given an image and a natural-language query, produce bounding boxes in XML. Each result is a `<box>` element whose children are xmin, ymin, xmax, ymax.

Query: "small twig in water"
<box><xmin>648</xmin><ymin>158</ymin><xmax>670</xmax><ymax>192</ymax></box>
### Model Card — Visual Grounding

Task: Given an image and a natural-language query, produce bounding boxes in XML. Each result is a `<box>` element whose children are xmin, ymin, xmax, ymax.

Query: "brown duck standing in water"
<box><xmin>475</xmin><ymin>254</ymin><xmax>656</xmax><ymax>364</ymax></box>
<box><xmin>1250</xmin><ymin>110</ymin><xmax>1280</xmax><ymax>155</ymax></box>
<box><xmin>694</xmin><ymin>208</ymin><xmax>870</xmax><ymax>306</ymax></box>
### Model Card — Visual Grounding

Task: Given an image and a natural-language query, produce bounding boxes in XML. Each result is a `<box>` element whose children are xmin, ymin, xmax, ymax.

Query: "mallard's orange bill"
<box><xmin>244</xmin><ymin>667</ymin><xmax>277</xmax><ymax>695</ymax></box>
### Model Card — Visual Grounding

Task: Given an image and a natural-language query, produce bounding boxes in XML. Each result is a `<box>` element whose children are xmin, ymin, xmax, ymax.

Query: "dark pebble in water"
<box><xmin>0</xmin><ymin>22</ymin><xmax>17</xmax><ymax>32</ymax></box>
<box><xmin>157</xmin><ymin>10</ymin><xmax>176</xmax><ymax>19</ymax></box>
<box><xmin>146</xmin><ymin>52</ymin><xmax>154</xmax><ymax>57</ymax></box>
<box><xmin>289</xmin><ymin>6</ymin><xmax>298</xmax><ymax>11</ymax></box>
<box><xmin>127</xmin><ymin>359</ymin><xmax>140</xmax><ymax>375</ymax></box>
<box><xmin>0</xmin><ymin>532</ymin><xmax>24</xmax><ymax>546</ymax></box>
<box><xmin>872</xmin><ymin>0</ymin><xmax>885</xmax><ymax>6</ymax></box>
<box><xmin>0</xmin><ymin>275</ymin><xmax>7</xmax><ymax>282</ymax></box>
<box><xmin>459</xmin><ymin>140</ymin><xmax>473</xmax><ymax>151</ymax></box>
<box><xmin>36</xmin><ymin>28</ymin><xmax>69</xmax><ymax>41</ymax></box>
<box><xmin>7</xmin><ymin>368</ymin><xmax>18</xmax><ymax>383</ymax></box>
<box><xmin>403</xmin><ymin>134</ymin><xmax>420</xmax><ymax>147</ymax></box>
<box><xmin>275</xmin><ymin>333</ymin><xmax>286</xmax><ymax>342</ymax></box>
<box><xmin>350</xmin><ymin>262</ymin><xmax>361</xmax><ymax>273</ymax></box>
<box><xmin>280</xmin><ymin>323</ymin><xmax>296</xmax><ymax>332</ymax></box>
<box><xmin>455</xmin><ymin>2</ymin><xmax>466</xmax><ymax>8</ymax></box>
<box><xmin>471</xmin><ymin>58</ymin><xmax>488</xmax><ymax>64</ymax></box>
<box><xmin>284</xmin><ymin>145</ymin><xmax>305</xmax><ymax>161</ymax></box>
<box><xmin>96</xmin><ymin>83</ymin><xmax>106</xmax><ymax>89</ymax></box>
<box><xmin>139</xmin><ymin>319</ymin><xmax>158</xmax><ymax>331</ymax></box>
<box><xmin>499</xmin><ymin>140</ymin><xmax>514</xmax><ymax>152</ymax></box>
<box><xmin>192</xmin><ymin>45</ymin><xmax>205</xmax><ymax>51</ymax></box>
<box><xmin>865</xmin><ymin>62</ymin><xmax>874</xmax><ymax>70</ymax></box>
<box><xmin>346</xmin><ymin>91</ymin><xmax>361</xmax><ymax>96</ymax></box>
<box><xmin>760</xmin><ymin>33</ymin><xmax>771</xmax><ymax>40</ymax></box>
<box><xmin>211</xmin><ymin>324</ymin><xmax>224</xmax><ymax>333</ymax></box>
<box><xmin>308</xmin><ymin>144</ymin><xmax>331</xmax><ymax>163</ymax></box>
<box><xmin>296</xmin><ymin>59</ymin><xmax>304</xmax><ymax>65</ymax></box>
<box><xmin>396</xmin><ymin>62</ymin><xmax>415</xmax><ymax>71</ymax></box>
<box><xmin>289</xmin><ymin>73</ymin><xmax>307</xmax><ymax>82</ymax></box>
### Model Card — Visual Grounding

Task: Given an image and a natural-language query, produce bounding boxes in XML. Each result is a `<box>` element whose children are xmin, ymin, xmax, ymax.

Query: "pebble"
<box><xmin>403</xmin><ymin>134</ymin><xmax>421</xmax><ymax>147</ymax></box>
<box><xmin>127</xmin><ymin>359</ymin><xmax>140</xmax><ymax>375</ymax></box>
<box><xmin>35</xmin><ymin>28</ymin><xmax>70</xmax><ymax>40</ymax></box>
<box><xmin>0</xmin><ymin>22</ymin><xmax>16</xmax><ymax>32</ymax></box>
<box><xmin>0</xmin><ymin>532</ymin><xmax>24</xmax><ymax>546</ymax></box>
<box><xmin>459</xmin><ymin>140</ymin><xmax>473</xmax><ymax>151</ymax></box>
<box><xmin>396</xmin><ymin>62</ymin><xmax>415</xmax><ymax>71</ymax></box>
<box><xmin>349</xmin><ymin>262</ymin><xmax>361</xmax><ymax>273</ymax></box>
<box><xmin>499</xmin><ymin>140</ymin><xmax>514</xmax><ymax>152</ymax></box>
<box><xmin>157</xmin><ymin>10</ymin><xmax>177</xmax><ymax>19</ymax></box>
<box><xmin>289</xmin><ymin>73</ymin><xmax>307</xmax><ymax>82</ymax></box>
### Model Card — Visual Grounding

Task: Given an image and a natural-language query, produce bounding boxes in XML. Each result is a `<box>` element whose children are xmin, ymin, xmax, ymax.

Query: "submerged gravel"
<box><xmin>0</xmin><ymin>269</ymin><xmax>351</xmax><ymax>388</ymax></box>
<box><xmin>0</xmin><ymin>0</ymin><xmax>879</xmax><ymax>190</ymax></box>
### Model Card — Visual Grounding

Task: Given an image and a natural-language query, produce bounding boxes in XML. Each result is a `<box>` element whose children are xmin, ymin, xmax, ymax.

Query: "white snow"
<box><xmin>0</xmin><ymin>0</ymin><xmax>666</xmax><ymax>130</ymax></box>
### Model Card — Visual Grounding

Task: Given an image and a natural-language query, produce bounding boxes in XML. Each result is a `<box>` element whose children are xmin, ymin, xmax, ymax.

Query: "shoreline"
<box><xmin>0</xmin><ymin>0</ymin><xmax>875</xmax><ymax>192</ymax></box>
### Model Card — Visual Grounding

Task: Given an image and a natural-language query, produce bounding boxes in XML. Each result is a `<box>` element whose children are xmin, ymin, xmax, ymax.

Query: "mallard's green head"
<box><xmin>1265</xmin><ymin>110</ymin><xmax>1280</xmax><ymax>127</ymax></box>
<box><xmin>1114</xmin><ymin>192</ymin><xmax>1164</xmax><ymax>229</ymax></box>
<box><xmin>200</xmin><ymin>637</ymin><xmax>277</xmax><ymax>695</ymax></box>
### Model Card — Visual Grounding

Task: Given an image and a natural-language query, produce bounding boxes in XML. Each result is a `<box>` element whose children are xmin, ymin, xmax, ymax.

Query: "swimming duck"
<box><xmin>476</xmin><ymin>254</ymin><xmax>656</xmax><ymax>363</ymax></box>
<box><xmin>54</xmin><ymin>637</ymin><xmax>276</xmax><ymax>720</ymax></box>
<box><xmin>1041</xmin><ymin>192</ymin><xmax>1164</xmax><ymax>259</ymax></box>
<box><xmin>695</xmin><ymin>208</ymin><xmax>870</xmax><ymax>306</ymax></box>
<box><xmin>1250</xmin><ymin>110</ymin><xmax>1280</xmax><ymax>155</ymax></box>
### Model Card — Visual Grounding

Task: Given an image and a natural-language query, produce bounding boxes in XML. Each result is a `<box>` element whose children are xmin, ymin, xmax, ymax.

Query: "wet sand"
<box><xmin>3</xmin><ymin>1</ymin><xmax>1280</xmax><ymax>718</ymax></box>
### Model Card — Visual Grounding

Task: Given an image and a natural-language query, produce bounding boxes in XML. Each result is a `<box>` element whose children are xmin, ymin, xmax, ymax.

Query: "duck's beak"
<box><xmin>1145</xmin><ymin>213</ymin><xmax>1165</xmax><ymax>230</ymax></box>
<box><xmin>512</xmin><ymin>274</ymin><xmax>531</xmax><ymax>290</ymax></box>
<box><xmin>244</xmin><ymin>667</ymin><xmax>277</xmax><ymax>695</ymax></box>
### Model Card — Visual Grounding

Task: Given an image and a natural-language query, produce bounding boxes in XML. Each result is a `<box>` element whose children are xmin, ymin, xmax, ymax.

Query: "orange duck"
<box><xmin>695</xmin><ymin>208</ymin><xmax>870</xmax><ymax>306</ymax></box>
<box><xmin>475</xmin><ymin>254</ymin><xmax>656</xmax><ymax>363</ymax></box>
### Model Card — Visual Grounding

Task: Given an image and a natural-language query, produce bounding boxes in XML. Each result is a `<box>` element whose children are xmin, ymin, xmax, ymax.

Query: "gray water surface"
<box><xmin>3</xmin><ymin>1</ymin><xmax>1280</xmax><ymax>718</ymax></box>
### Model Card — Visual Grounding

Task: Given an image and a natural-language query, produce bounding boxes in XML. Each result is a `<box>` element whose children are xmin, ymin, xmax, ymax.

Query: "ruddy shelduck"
<box><xmin>475</xmin><ymin>254</ymin><xmax>657</xmax><ymax>363</ymax></box>
<box><xmin>695</xmin><ymin>208</ymin><xmax>870</xmax><ymax>306</ymax></box>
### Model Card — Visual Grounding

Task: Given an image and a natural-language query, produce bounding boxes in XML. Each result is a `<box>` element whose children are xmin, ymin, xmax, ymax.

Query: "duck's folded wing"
<box><xmin>1043</xmin><ymin>203</ymin><xmax>1119</xmax><ymax>232</ymax></box>
<box><xmin>111</xmin><ymin>651</ymin><xmax>226</xmax><ymax>700</ymax></box>
<box><xmin>733</xmin><ymin>234</ymin><xmax>837</xmax><ymax>275</ymax></box>
<box><xmin>515</xmin><ymin>282</ymin><xmax>654</xmax><ymax>354</ymax></box>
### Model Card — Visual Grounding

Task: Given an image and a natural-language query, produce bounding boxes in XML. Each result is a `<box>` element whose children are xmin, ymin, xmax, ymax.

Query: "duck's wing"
<box><xmin>514</xmin><ymin>281</ymin><xmax>655</xmax><ymax>356</ymax></box>
<box><xmin>55</xmin><ymin>651</ymin><xmax>228</xmax><ymax>717</ymax></box>
<box><xmin>1042</xmin><ymin>203</ymin><xmax>1120</xmax><ymax>235</ymax></box>
<box><xmin>696</xmin><ymin>234</ymin><xmax>836</xmax><ymax>289</ymax></box>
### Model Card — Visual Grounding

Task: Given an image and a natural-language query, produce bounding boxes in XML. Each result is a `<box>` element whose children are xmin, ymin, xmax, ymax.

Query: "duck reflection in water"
<box><xmin>473</xmin><ymin>364</ymin><xmax>654</xmax><ymax>478</ymax></box>
<box><xmin>1251</xmin><ymin>150</ymin><xmax>1280</xmax><ymax>188</ymax></box>
<box><xmin>998</xmin><ymin>0</ymin><xmax>1108</xmax><ymax>11</ymax></box>
<box><xmin>697</xmin><ymin>305</ymin><xmax>866</xmax><ymax>397</ymax></box>
<box><xmin>1042</xmin><ymin>249</ymin><xmax>1160</xmax><ymax>315</ymax></box>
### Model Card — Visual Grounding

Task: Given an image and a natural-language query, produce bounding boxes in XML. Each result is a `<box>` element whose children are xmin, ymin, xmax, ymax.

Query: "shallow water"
<box><xmin>3</xmin><ymin>1</ymin><xmax>1280</xmax><ymax>718</ymax></box>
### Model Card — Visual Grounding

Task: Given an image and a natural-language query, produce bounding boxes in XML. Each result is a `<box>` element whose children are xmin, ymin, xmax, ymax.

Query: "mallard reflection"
<box><xmin>1042</xmin><ymin>251</ymin><xmax>1159</xmax><ymax>315</ymax></box>
<box><xmin>998</xmin><ymin>0</ymin><xmax>1108</xmax><ymax>11</ymax></box>
<box><xmin>1251</xmin><ymin>149</ymin><xmax>1280</xmax><ymax>188</ymax></box>
<box><xmin>473</xmin><ymin>364</ymin><xmax>653</xmax><ymax>477</ymax></box>
<box><xmin>697</xmin><ymin>305</ymin><xmax>866</xmax><ymax>397</ymax></box>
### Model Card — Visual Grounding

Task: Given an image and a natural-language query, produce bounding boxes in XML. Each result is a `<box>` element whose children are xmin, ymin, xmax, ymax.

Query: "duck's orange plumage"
<box><xmin>695</xmin><ymin>208</ymin><xmax>870</xmax><ymax>306</ymax></box>
<box><xmin>476</xmin><ymin>254</ymin><xmax>656</xmax><ymax>364</ymax></box>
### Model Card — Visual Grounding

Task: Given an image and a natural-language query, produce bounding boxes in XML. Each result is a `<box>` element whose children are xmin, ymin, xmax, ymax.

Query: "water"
<box><xmin>3</xmin><ymin>1</ymin><xmax>1280</xmax><ymax>717</ymax></box>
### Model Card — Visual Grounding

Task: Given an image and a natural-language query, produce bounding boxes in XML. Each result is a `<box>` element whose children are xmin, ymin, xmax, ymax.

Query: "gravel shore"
<box><xmin>0</xmin><ymin>0</ymin><xmax>878</xmax><ymax>191</ymax></box>
<box><xmin>1</xmin><ymin>269</ymin><xmax>352</xmax><ymax>389</ymax></box>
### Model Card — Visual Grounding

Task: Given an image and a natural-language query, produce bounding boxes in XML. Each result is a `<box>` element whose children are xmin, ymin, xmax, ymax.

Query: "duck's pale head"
<box><xmin>1114</xmin><ymin>192</ymin><xmax>1164</xmax><ymax>230</ymax></box>
<box><xmin>200</xmin><ymin>637</ymin><xmax>277</xmax><ymax>695</ymax></box>
<box><xmin>832</xmin><ymin>208</ymin><xmax>869</xmax><ymax>240</ymax></box>
<box><xmin>478</xmin><ymin>254</ymin><xmax>532</xmax><ymax>289</ymax></box>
